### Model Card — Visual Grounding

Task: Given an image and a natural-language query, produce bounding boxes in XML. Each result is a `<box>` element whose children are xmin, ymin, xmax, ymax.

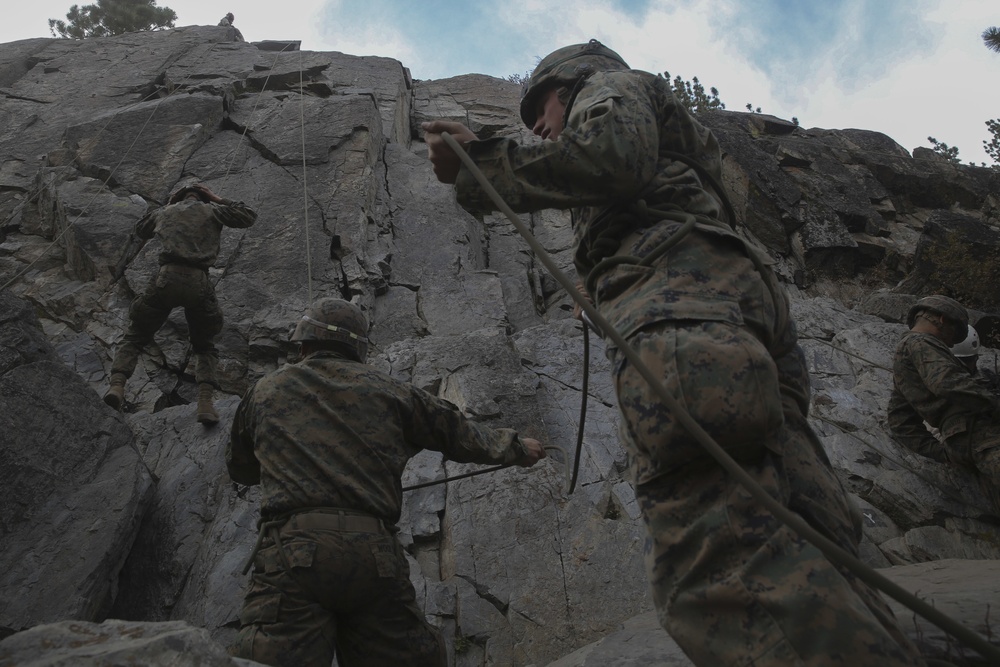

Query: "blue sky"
<box><xmin>5</xmin><ymin>0</ymin><xmax>999</xmax><ymax>164</ymax></box>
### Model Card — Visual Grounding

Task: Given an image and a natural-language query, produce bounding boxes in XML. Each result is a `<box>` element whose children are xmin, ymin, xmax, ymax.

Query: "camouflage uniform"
<box><xmin>110</xmin><ymin>198</ymin><xmax>256</xmax><ymax>387</ymax></box>
<box><xmin>890</xmin><ymin>331</ymin><xmax>1000</xmax><ymax>498</ymax></box>
<box><xmin>886</xmin><ymin>391</ymin><xmax>948</xmax><ymax>462</ymax></box>
<box><xmin>453</xmin><ymin>68</ymin><xmax>924</xmax><ymax>665</ymax></box>
<box><xmin>227</xmin><ymin>350</ymin><xmax>529</xmax><ymax>667</ymax></box>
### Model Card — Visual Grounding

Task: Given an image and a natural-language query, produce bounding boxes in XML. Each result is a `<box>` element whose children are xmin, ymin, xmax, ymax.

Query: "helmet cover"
<box><xmin>291</xmin><ymin>298</ymin><xmax>369</xmax><ymax>362</ymax></box>
<box><xmin>519</xmin><ymin>39</ymin><xmax>629</xmax><ymax>128</ymax></box>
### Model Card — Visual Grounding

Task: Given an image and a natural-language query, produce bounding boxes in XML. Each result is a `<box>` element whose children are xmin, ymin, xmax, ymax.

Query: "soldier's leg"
<box><xmin>616</xmin><ymin>325</ymin><xmax>924</xmax><ymax>666</ymax></box>
<box><xmin>110</xmin><ymin>279</ymin><xmax>174</xmax><ymax>378</ymax></box>
<box><xmin>234</xmin><ymin>536</ymin><xmax>337</xmax><ymax>667</ymax></box>
<box><xmin>972</xmin><ymin>445</ymin><xmax>1000</xmax><ymax>514</ymax></box>
<box><xmin>323</xmin><ymin>532</ymin><xmax>444</xmax><ymax>667</ymax></box>
<box><xmin>182</xmin><ymin>274</ymin><xmax>223</xmax><ymax>387</ymax></box>
<box><xmin>637</xmin><ymin>452</ymin><xmax>924</xmax><ymax>667</ymax></box>
<box><xmin>235</xmin><ymin>525</ymin><xmax>443</xmax><ymax>667</ymax></box>
<box><xmin>773</xmin><ymin>413</ymin><xmax>925</xmax><ymax>663</ymax></box>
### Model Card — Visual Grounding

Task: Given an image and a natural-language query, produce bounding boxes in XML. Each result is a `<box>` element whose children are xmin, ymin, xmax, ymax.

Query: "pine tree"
<box><xmin>661</xmin><ymin>72</ymin><xmax>725</xmax><ymax>114</ymax></box>
<box><xmin>48</xmin><ymin>0</ymin><xmax>176</xmax><ymax>39</ymax></box>
<box><xmin>984</xmin><ymin>120</ymin><xmax>1000</xmax><ymax>168</ymax></box>
<box><xmin>926</xmin><ymin>136</ymin><xmax>961</xmax><ymax>164</ymax></box>
<box><xmin>984</xmin><ymin>26</ymin><xmax>1000</xmax><ymax>53</ymax></box>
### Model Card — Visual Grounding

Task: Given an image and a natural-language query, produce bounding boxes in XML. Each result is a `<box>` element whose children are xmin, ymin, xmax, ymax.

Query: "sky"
<box><xmin>4</xmin><ymin>0</ymin><xmax>999</xmax><ymax>165</ymax></box>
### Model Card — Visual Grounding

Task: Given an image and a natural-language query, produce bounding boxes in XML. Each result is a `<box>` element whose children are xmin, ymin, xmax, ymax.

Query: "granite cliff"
<box><xmin>1</xmin><ymin>24</ymin><xmax>999</xmax><ymax>666</ymax></box>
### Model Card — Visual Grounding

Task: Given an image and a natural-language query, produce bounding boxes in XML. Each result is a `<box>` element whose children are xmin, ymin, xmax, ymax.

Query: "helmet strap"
<box><xmin>562</xmin><ymin>76</ymin><xmax>588</xmax><ymax>128</ymax></box>
<box><xmin>300</xmin><ymin>315</ymin><xmax>368</xmax><ymax>343</ymax></box>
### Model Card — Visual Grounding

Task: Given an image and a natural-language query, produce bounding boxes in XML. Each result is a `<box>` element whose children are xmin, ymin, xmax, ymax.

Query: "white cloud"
<box><xmin>5</xmin><ymin>0</ymin><xmax>997</xmax><ymax>163</ymax></box>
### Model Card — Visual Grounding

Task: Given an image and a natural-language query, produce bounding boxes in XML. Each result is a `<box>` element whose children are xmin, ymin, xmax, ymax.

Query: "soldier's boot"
<box><xmin>197</xmin><ymin>382</ymin><xmax>219</xmax><ymax>426</ymax></box>
<box><xmin>103</xmin><ymin>373</ymin><xmax>127</xmax><ymax>411</ymax></box>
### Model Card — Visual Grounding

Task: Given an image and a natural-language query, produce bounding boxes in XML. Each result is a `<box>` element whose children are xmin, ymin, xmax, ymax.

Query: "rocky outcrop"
<box><xmin>0</xmin><ymin>292</ymin><xmax>152</xmax><ymax>639</ymax></box>
<box><xmin>0</xmin><ymin>619</ymin><xmax>263</xmax><ymax>666</ymax></box>
<box><xmin>1</xmin><ymin>24</ymin><xmax>998</xmax><ymax>666</ymax></box>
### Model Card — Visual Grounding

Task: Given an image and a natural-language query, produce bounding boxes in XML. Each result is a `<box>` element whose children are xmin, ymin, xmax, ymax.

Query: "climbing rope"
<box><xmin>218</xmin><ymin>41</ymin><xmax>297</xmax><ymax>190</ymax></box>
<box><xmin>811</xmin><ymin>412</ymin><xmax>998</xmax><ymax>518</ymax></box>
<box><xmin>439</xmin><ymin>130</ymin><xmax>1000</xmax><ymax>663</ymax></box>
<box><xmin>799</xmin><ymin>334</ymin><xmax>1000</xmax><ymax>512</ymax></box>
<box><xmin>401</xmin><ymin>444</ymin><xmax>568</xmax><ymax>492</ymax></box>
<box><xmin>567</xmin><ymin>323</ymin><xmax>591</xmax><ymax>494</ymax></box>
<box><xmin>298</xmin><ymin>48</ymin><xmax>313</xmax><ymax>304</ymax></box>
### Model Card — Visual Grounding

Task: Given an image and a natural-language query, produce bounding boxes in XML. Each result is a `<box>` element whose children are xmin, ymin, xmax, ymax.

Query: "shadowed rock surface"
<box><xmin>1</xmin><ymin>24</ymin><xmax>998</xmax><ymax>666</ymax></box>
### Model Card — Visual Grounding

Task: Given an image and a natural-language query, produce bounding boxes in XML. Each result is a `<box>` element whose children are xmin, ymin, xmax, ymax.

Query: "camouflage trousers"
<box><xmin>950</xmin><ymin>414</ymin><xmax>1000</xmax><ymax>513</ymax></box>
<box><xmin>110</xmin><ymin>264</ymin><xmax>221</xmax><ymax>386</ymax></box>
<box><xmin>233</xmin><ymin>512</ymin><xmax>445</xmax><ymax>667</ymax></box>
<box><xmin>613</xmin><ymin>323</ymin><xmax>926</xmax><ymax>666</ymax></box>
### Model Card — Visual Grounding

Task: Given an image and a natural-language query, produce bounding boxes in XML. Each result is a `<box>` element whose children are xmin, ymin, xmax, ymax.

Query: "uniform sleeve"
<box><xmin>902</xmin><ymin>339</ymin><xmax>995</xmax><ymax>412</ymax></box>
<box><xmin>405</xmin><ymin>387</ymin><xmax>529</xmax><ymax>465</ymax></box>
<box><xmin>227</xmin><ymin>391</ymin><xmax>262</xmax><ymax>485</ymax></box>
<box><xmin>214</xmin><ymin>200</ymin><xmax>257</xmax><ymax>229</ymax></box>
<box><xmin>454</xmin><ymin>78</ymin><xmax>661</xmax><ymax>213</ymax></box>
<box><xmin>887</xmin><ymin>390</ymin><xmax>949</xmax><ymax>462</ymax></box>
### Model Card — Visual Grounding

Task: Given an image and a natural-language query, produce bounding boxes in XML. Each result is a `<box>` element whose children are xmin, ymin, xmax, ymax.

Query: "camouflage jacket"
<box><xmin>455</xmin><ymin>69</ymin><xmax>810</xmax><ymax>417</ymax></box>
<box><xmin>135</xmin><ymin>198</ymin><xmax>256</xmax><ymax>270</ymax></box>
<box><xmin>890</xmin><ymin>331</ymin><xmax>997</xmax><ymax>442</ymax></box>
<box><xmin>455</xmin><ymin>69</ymin><xmax>723</xmax><ymax>277</ymax></box>
<box><xmin>227</xmin><ymin>350</ymin><xmax>528</xmax><ymax>523</ymax></box>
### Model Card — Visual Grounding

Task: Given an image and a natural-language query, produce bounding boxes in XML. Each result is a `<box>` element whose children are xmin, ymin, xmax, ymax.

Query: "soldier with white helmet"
<box><xmin>889</xmin><ymin>295</ymin><xmax>1000</xmax><ymax>505</ymax></box>
<box><xmin>951</xmin><ymin>323</ymin><xmax>981</xmax><ymax>374</ymax></box>
<box><xmin>227</xmin><ymin>298</ymin><xmax>545</xmax><ymax>666</ymax></box>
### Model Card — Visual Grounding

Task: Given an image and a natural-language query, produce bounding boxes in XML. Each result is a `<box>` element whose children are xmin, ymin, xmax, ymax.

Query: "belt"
<box><xmin>284</xmin><ymin>508</ymin><xmax>384</xmax><ymax>533</ymax></box>
<box><xmin>241</xmin><ymin>507</ymin><xmax>385</xmax><ymax>575</ymax></box>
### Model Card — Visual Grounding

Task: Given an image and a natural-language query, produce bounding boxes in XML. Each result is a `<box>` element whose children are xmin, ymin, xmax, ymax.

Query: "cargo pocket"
<box><xmin>261</xmin><ymin>540</ymin><xmax>317</xmax><ymax>574</ymax></box>
<box><xmin>673</xmin><ymin>321</ymin><xmax>784</xmax><ymax>452</ymax></box>
<box><xmin>617</xmin><ymin>316</ymin><xmax>785</xmax><ymax>483</ymax></box>
<box><xmin>239</xmin><ymin>593</ymin><xmax>281</xmax><ymax>626</ymax></box>
<box><xmin>371</xmin><ymin>539</ymin><xmax>401</xmax><ymax>578</ymax></box>
<box><xmin>941</xmin><ymin>414</ymin><xmax>975</xmax><ymax>466</ymax></box>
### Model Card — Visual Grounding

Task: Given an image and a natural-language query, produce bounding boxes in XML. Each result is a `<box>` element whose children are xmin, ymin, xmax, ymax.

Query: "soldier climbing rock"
<box><xmin>889</xmin><ymin>295</ymin><xmax>1000</xmax><ymax>509</ymax></box>
<box><xmin>104</xmin><ymin>183</ymin><xmax>256</xmax><ymax>425</ymax></box>
<box><xmin>227</xmin><ymin>298</ymin><xmax>546</xmax><ymax>667</ymax></box>
<box><xmin>424</xmin><ymin>39</ymin><xmax>928</xmax><ymax>666</ymax></box>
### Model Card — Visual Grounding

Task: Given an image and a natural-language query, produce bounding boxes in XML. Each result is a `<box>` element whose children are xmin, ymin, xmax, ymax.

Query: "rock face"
<box><xmin>0</xmin><ymin>619</ymin><xmax>263</xmax><ymax>667</ymax></box>
<box><xmin>0</xmin><ymin>291</ymin><xmax>152</xmax><ymax>639</ymax></box>
<box><xmin>1</xmin><ymin>24</ymin><xmax>999</xmax><ymax>666</ymax></box>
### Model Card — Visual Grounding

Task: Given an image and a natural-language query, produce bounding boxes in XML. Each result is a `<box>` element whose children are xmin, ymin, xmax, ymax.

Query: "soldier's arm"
<box><xmin>441</xmin><ymin>77</ymin><xmax>662</xmax><ymax>213</ymax></box>
<box><xmin>911</xmin><ymin>340</ymin><xmax>995</xmax><ymax>411</ymax></box>
<box><xmin>214</xmin><ymin>200</ymin><xmax>257</xmax><ymax>229</ymax></box>
<box><xmin>226</xmin><ymin>394</ymin><xmax>262</xmax><ymax>485</ymax></box>
<box><xmin>406</xmin><ymin>387</ymin><xmax>545</xmax><ymax>467</ymax></box>
<box><xmin>189</xmin><ymin>184</ymin><xmax>257</xmax><ymax>229</ymax></box>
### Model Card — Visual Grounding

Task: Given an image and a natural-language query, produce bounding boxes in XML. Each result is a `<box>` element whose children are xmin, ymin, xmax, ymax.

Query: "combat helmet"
<box><xmin>291</xmin><ymin>298</ymin><xmax>369</xmax><ymax>362</ymax></box>
<box><xmin>169</xmin><ymin>185</ymin><xmax>208</xmax><ymax>205</ymax></box>
<box><xmin>951</xmin><ymin>324</ymin><xmax>980</xmax><ymax>358</ymax></box>
<box><xmin>519</xmin><ymin>39</ymin><xmax>630</xmax><ymax>128</ymax></box>
<box><xmin>906</xmin><ymin>295</ymin><xmax>968</xmax><ymax>329</ymax></box>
